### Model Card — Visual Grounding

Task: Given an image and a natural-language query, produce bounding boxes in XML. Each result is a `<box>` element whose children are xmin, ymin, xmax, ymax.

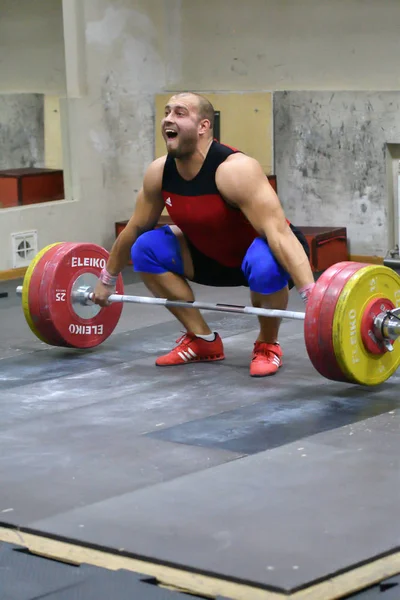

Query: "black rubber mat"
<box><xmin>0</xmin><ymin>541</ymin><xmax>212</xmax><ymax>599</ymax></box>
<box><xmin>30</xmin><ymin>411</ymin><xmax>400</xmax><ymax>593</ymax></box>
<box><xmin>0</xmin><ymin>311</ymin><xmax>259</xmax><ymax>390</ymax></box>
<box><xmin>147</xmin><ymin>384</ymin><xmax>400</xmax><ymax>454</ymax></box>
<box><xmin>344</xmin><ymin>574</ymin><xmax>400</xmax><ymax>598</ymax></box>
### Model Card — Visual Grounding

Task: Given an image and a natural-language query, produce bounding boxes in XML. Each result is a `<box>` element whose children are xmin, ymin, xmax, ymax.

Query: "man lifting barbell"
<box><xmin>15</xmin><ymin>239</ymin><xmax>400</xmax><ymax>385</ymax></box>
<box><xmin>93</xmin><ymin>91</ymin><xmax>316</xmax><ymax>377</ymax></box>
<box><xmin>16</xmin><ymin>91</ymin><xmax>400</xmax><ymax>386</ymax></box>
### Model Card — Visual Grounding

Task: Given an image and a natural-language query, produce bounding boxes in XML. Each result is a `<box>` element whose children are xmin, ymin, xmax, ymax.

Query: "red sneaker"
<box><xmin>155</xmin><ymin>332</ymin><xmax>225</xmax><ymax>366</ymax></box>
<box><xmin>250</xmin><ymin>341</ymin><xmax>283</xmax><ymax>377</ymax></box>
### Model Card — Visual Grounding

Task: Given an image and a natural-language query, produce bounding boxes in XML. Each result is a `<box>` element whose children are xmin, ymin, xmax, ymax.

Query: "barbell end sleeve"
<box><xmin>16</xmin><ymin>286</ymin><xmax>23</xmax><ymax>296</ymax></box>
<box><xmin>71</xmin><ymin>286</ymin><xmax>95</xmax><ymax>306</ymax></box>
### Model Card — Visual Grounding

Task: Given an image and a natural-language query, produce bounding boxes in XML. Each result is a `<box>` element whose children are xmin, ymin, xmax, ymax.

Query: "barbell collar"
<box><xmin>371</xmin><ymin>309</ymin><xmax>400</xmax><ymax>353</ymax></box>
<box><xmin>380</xmin><ymin>313</ymin><xmax>400</xmax><ymax>341</ymax></box>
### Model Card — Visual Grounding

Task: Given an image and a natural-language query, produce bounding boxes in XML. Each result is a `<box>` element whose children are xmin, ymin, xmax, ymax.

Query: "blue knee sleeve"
<box><xmin>241</xmin><ymin>237</ymin><xmax>290</xmax><ymax>294</ymax></box>
<box><xmin>130</xmin><ymin>225</ymin><xmax>184</xmax><ymax>275</ymax></box>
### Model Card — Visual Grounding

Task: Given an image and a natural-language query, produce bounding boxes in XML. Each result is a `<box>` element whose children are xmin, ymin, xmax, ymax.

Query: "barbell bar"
<box><xmin>75</xmin><ymin>286</ymin><xmax>308</xmax><ymax>321</ymax></box>
<box><xmin>16</xmin><ymin>283</ymin><xmax>400</xmax><ymax>343</ymax></box>
<box><xmin>16</xmin><ymin>285</ymin><xmax>306</xmax><ymax>320</ymax></box>
<box><xmin>94</xmin><ymin>295</ymin><xmax>399</xmax><ymax>346</ymax></box>
<box><xmin>15</xmin><ymin>241</ymin><xmax>400</xmax><ymax>386</ymax></box>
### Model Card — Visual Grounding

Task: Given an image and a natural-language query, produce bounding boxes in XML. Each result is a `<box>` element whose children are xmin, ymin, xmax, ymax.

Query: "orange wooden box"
<box><xmin>300</xmin><ymin>226</ymin><xmax>348</xmax><ymax>272</ymax></box>
<box><xmin>0</xmin><ymin>168</ymin><xmax>64</xmax><ymax>208</ymax></box>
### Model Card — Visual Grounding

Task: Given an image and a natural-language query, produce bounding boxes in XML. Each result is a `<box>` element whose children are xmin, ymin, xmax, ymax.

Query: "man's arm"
<box><xmin>106</xmin><ymin>157</ymin><xmax>166</xmax><ymax>276</ymax></box>
<box><xmin>216</xmin><ymin>154</ymin><xmax>315</xmax><ymax>292</ymax></box>
<box><xmin>93</xmin><ymin>157</ymin><xmax>165</xmax><ymax>306</ymax></box>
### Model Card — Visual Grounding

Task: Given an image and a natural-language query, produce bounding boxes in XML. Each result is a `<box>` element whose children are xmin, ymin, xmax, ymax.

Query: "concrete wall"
<box><xmin>81</xmin><ymin>0</ymin><xmax>174</xmax><ymax>239</ymax></box>
<box><xmin>175</xmin><ymin>0</ymin><xmax>400</xmax><ymax>92</ymax></box>
<box><xmin>0</xmin><ymin>0</ymin><xmax>66</xmax><ymax>95</ymax></box>
<box><xmin>1</xmin><ymin>0</ymin><xmax>400</xmax><ymax>270</ymax></box>
<box><xmin>44</xmin><ymin>96</ymin><xmax>63</xmax><ymax>170</ymax></box>
<box><xmin>0</xmin><ymin>0</ymin><xmax>174</xmax><ymax>270</ymax></box>
<box><xmin>274</xmin><ymin>91</ymin><xmax>400</xmax><ymax>257</ymax></box>
<box><xmin>172</xmin><ymin>0</ymin><xmax>400</xmax><ymax>258</ymax></box>
<box><xmin>0</xmin><ymin>94</ymin><xmax>44</xmax><ymax>170</ymax></box>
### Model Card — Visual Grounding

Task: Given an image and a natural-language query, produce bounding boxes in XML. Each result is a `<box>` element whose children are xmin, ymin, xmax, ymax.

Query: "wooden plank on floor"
<box><xmin>0</xmin><ymin>526</ymin><xmax>398</xmax><ymax>600</ymax></box>
<box><xmin>0</xmin><ymin>526</ymin><xmax>281</xmax><ymax>600</ymax></box>
<box><xmin>0</xmin><ymin>267</ymin><xmax>26</xmax><ymax>281</ymax></box>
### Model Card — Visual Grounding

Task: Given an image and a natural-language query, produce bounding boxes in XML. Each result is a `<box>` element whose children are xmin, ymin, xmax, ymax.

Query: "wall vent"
<box><xmin>11</xmin><ymin>230</ymin><xmax>38</xmax><ymax>268</ymax></box>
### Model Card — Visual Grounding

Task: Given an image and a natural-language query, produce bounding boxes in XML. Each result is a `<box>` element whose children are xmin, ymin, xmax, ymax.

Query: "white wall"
<box><xmin>176</xmin><ymin>0</ymin><xmax>400</xmax><ymax>91</ymax></box>
<box><xmin>0</xmin><ymin>0</ymin><xmax>179</xmax><ymax>270</ymax></box>
<box><xmin>171</xmin><ymin>0</ymin><xmax>400</xmax><ymax>258</ymax></box>
<box><xmin>1</xmin><ymin>0</ymin><xmax>400</xmax><ymax>271</ymax></box>
<box><xmin>0</xmin><ymin>0</ymin><xmax>66</xmax><ymax>94</ymax></box>
<box><xmin>80</xmin><ymin>0</ymin><xmax>173</xmax><ymax>242</ymax></box>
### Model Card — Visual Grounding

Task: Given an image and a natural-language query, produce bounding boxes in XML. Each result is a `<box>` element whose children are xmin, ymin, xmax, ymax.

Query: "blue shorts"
<box><xmin>131</xmin><ymin>225</ymin><xmax>310</xmax><ymax>294</ymax></box>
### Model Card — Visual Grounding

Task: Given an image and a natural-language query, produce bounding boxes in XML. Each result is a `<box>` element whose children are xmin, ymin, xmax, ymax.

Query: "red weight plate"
<box><xmin>360</xmin><ymin>297</ymin><xmax>395</xmax><ymax>355</ymax></box>
<box><xmin>305</xmin><ymin>262</ymin><xmax>366</xmax><ymax>382</ymax></box>
<box><xmin>317</xmin><ymin>262</ymin><xmax>368</xmax><ymax>382</ymax></box>
<box><xmin>39</xmin><ymin>243</ymin><xmax>124</xmax><ymax>349</ymax></box>
<box><xmin>38</xmin><ymin>242</ymin><xmax>83</xmax><ymax>340</ymax></box>
<box><xmin>310</xmin><ymin>262</ymin><xmax>369</xmax><ymax>382</ymax></box>
<box><xmin>29</xmin><ymin>243</ymin><xmax>77</xmax><ymax>347</ymax></box>
<box><xmin>305</xmin><ymin>262</ymin><xmax>354</xmax><ymax>380</ymax></box>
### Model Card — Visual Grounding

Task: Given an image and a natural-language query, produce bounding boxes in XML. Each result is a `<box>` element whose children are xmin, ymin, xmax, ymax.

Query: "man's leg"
<box><xmin>242</xmin><ymin>238</ymin><xmax>291</xmax><ymax>377</ymax></box>
<box><xmin>131</xmin><ymin>225</ymin><xmax>224</xmax><ymax>365</ymax></box>
<box><xmin>250</xmin><ymin>285</ymin><xmax>289</xmax><ymax>343</ymax></box>
<box><xmin>136</xmin><ymin>225</ymin><xmax>211</xmax><ymax>335</ymax></box>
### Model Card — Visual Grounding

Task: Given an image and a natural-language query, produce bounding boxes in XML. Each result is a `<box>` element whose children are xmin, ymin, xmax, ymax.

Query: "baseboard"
<box><xmin>349</xmin><ymin>255</ymin><xmax>384</xmax><ymax>265</ymax></box>
<box><xmin>0</xmin><ymin>267</ymin><xmax>27</xmax><ymax>282</ymax></box>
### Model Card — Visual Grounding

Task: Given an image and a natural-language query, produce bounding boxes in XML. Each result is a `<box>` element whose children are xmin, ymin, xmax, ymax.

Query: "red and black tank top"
<box><xmin>161</xmin><ymin>140</ymin><xmax>259</xmax><ymax>268</ymax></box>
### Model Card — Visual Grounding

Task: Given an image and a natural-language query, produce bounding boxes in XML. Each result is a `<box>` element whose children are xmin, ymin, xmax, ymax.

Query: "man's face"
<box><xmin>161</xmin><ymin>95</ymin><xmax>202</xmax><ymax>158</ymax></box>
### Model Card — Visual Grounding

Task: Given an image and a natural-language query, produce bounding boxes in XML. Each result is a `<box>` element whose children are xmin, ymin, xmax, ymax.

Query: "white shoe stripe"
<box><xmin>187</xmin><ymin>348</ymin><xmax>197</xmax><ymax>358</ymax></box>
<box><xmin>178</xmin><ymin>351</ymin><xmax>188</xmax><ymax>362</ymax></box>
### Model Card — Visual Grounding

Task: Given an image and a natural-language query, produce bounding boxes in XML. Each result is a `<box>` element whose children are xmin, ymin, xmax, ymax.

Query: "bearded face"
<box><xmin>161</xmin><ymin>96</ymin><xmax>204</xmax><ymax>159</ymax></box>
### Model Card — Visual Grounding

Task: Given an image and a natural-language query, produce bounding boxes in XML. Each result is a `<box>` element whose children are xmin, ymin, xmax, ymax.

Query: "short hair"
<box><xmin>175</xmin><ymin>92</ymin><xmax>214</xmax><ymax>130</ymax></box>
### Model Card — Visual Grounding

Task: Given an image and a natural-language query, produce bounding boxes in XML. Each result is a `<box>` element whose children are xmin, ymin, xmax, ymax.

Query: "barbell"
<box><xmin>16</xmin><ymin>241</ymin><xmax>400</xmax><ymax>386</ymax></box>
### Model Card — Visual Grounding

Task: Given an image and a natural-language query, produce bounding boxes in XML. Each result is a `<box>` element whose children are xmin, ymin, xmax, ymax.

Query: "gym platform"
<box><xmin>0</xmin><ymin>270</ymin><xmax>399</xmax><ymax>599</ymax></box>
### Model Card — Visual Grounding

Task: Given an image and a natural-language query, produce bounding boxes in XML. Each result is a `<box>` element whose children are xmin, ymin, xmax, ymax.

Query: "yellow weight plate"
<box><xmin>22</xmin><ymin>243</ymin><xmax>62</xmax><ymax>344</ymax></box>
<box><xmin>332</xmin><ymin>265</ymin><xmax>400</xmax><ymax>385</ymax></box>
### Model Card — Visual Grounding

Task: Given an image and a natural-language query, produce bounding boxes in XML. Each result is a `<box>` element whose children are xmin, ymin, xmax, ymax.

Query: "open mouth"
<box><xmin>165</xmin><ymin>129</ymin><xmax>178</xmax><ymax>139</ymax></box>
